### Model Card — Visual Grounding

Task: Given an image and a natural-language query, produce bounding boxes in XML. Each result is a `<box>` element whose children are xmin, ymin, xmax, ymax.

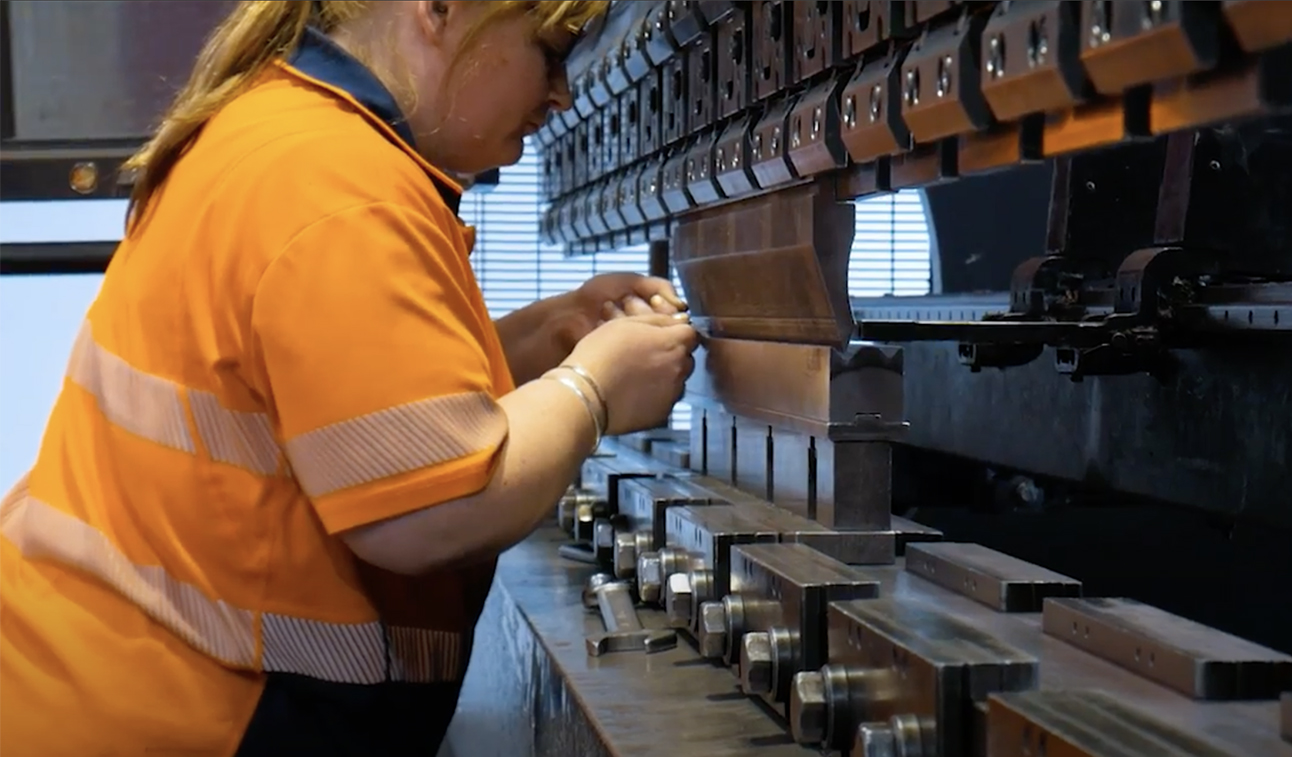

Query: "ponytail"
<box><xmin>123</xmin><ymin>1</ymin><xmax>319</xmax><ymax>230</ymax></box>
<box><xmin>122</xmin><ymin>0</ymin><xmax>606</xmax><ymax>231</ymax></box>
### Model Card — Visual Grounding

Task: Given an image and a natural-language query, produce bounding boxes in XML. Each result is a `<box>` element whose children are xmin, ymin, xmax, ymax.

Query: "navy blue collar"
<box><xmin>289</xmin><ymin>27</ymin><xmax>462</xmax><ymax>216</ymax></box>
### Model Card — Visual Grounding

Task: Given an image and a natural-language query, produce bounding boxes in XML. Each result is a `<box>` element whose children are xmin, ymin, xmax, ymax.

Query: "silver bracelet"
<box><xmin>557</xmin><ymin>363</ymin><xmax>610</xmax><ymax>432</ymax></box>
<box><xmin>545</xmin><ymin>373</ymin><xmax>604</xmax><ymax>452</ymax></box>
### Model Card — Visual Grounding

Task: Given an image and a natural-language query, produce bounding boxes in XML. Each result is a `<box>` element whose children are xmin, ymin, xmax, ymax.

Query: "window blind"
<box><xmin>462</xmin><ymin>141</ymin><xmax>933</xmax><ymax>433</ymax></box>
<box><xmin>850</xmin><ymin>191</ymin><xmax>933</xmax><ymax>298</ymax></box>
<box><xmin>466</xmin><ymin>143</ymin><xmax>649</xmax><ymax>318</ymax></box>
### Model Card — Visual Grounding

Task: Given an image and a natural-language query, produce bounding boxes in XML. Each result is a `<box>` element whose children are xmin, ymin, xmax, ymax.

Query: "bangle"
<box><xmin>545</xmin><ymin>373</ymin><xmax>604</xmax><ymax>453</ymax></box>
<box><xmin>556</xmin><ymin>363</ymin><xmax>610</xmax><ymax>432</ymax></box>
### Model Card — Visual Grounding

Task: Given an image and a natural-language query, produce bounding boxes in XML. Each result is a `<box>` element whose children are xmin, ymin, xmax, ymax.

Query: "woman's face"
<box><xmin>399</xmin><ymin>1</ymin><xmax>577</xmax><ymax>175</ymax></box>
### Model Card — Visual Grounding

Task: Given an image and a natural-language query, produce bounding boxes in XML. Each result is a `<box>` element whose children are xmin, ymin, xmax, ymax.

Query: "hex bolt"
<box><xmin>790</xmin><ymin>670</ymin><xmax>828</xmax><ymax>744</ymax></box>
<box><xmin>581</xmin><ymin>572</ymin><xmax>617</xmax><ymax>610</ymax></box>
<box><xmin>855</xmin><ymin>723</ymin><xmax>897</xmax><ymax>757</ymax></box>
<box><xmin>613</xmin><ymin>531</ymin><xmax>650</xmax><ymax>578</ymax></box>
<box><xmin>790</xmin><ymin>665</ymin><xmax>881</xmax><ymax>749</ymax></box>
<box><xmin>556</xmin><ymin>486</ymin><xmax>582</xmax><ymax>532</ymax></box>
<box><xmin>636</xmin><ymin>551</ymin><xmax>664</xmax><ymax>603</ymax></box>
<box><xmin>665</xmin><ymin>572</ymin><xmax>694</xmax><ymax>628</ymax></box>
<box><xmin>697</xmin><ymin>601</ymin><xmax>728</xmax><ymax>659</ymax></box>
<box><xmin>741</xmin><ymin>631</ymin><xmax>774</xmax><ymax>694</ymax></box>
<box><xmin>593</xmin><ymin>520</ymin><xmax>616</xmax><ymax>562</ymax></box>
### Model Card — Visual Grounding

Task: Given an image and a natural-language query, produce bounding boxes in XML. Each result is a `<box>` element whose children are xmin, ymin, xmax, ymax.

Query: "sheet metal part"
<box><xmin>789</xmin><ymin>597</ymin><xmax>1039</xmax><ymax>756</ymax></box>
<box><xmin>985</xmin><ymin>690</ymin><xmax>1247</xmax><ymax>757</ymax></box>
<box><xmin>1042</xmin><ymin>597</ymin><xmax>1292</xmax><ymax>701</ymax></box>
<box><xmin>670</xmin><ymin>183</ymin><xmax>856</xmax><ymax>347</ymax></box>
<box><xmin>724</xmin><ymin>543</ymin><xmax>882</xmax><ymax>719</ymax></box>
<box><xmin>904</xmin><ymin>541</ymin><xmax>1082</xmax><ymax>613</ymax></box>
<box><xmin>685</xmin><ymin>340</ymin><xmax>903</xmax><ymax>436</ymax></box>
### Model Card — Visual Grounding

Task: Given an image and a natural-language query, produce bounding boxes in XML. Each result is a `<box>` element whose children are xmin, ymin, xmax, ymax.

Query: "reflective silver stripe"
<box><xmin>0</xmin><ymin>490</ymin><xmax>256</xmax><ymax>666</ymax></box>
<box><xmin>189</xmin><ymin>390</ymin><xmax>282</xmax><ymax>475</ymax></box>
<box><xmin>65</xmin><ymin>321</ymin><xmax>285</xmax><ymax>475</ymax></box>
<box><xmin>261</xmin><ymin>616</ymin><xmax>465</xmax><ymax>684</ymax></box>
<box><xmin>387</xmin><ymin>625</ymin><xmax>466</xmax><ymax>683</ymax></box>
<box><xmin>285</xmin><ymin>391</ymin><xmax>508</xmax><ymax>499</ymax></box>
<box><xmin>66</xmin><ymin>321</ymin><xmax>195</xmax><ymax>454</ymax></box>
<box><xmin>1</xmin><ymin>488</ymin><xmax>467</xmax><ymax>685</ymax></box>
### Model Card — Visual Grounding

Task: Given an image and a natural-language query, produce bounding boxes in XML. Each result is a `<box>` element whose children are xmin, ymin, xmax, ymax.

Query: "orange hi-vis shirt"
<box><xmin>0</xmin><ymin>32</ymin><xmax>516</xmax><ymax>757</ymax></box>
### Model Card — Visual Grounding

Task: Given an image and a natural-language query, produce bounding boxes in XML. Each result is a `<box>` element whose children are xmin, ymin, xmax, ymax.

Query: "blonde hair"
<box><xmin>123</xmin><ymin>0</ymin><xmax>605</xmax><ymax>229</ymax></box>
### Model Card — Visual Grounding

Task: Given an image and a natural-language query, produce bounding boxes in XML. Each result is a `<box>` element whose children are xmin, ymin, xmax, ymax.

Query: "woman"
<box><xmin>0</xmin><ymin>1</ymin><xmax>699</xmax><ymax>755</ymax></box>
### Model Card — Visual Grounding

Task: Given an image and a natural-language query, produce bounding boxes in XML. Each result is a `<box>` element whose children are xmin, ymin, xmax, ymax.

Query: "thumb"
<box><xmin>666</xmin><ymin>321</ymin><xmax>702</xmax><ymax>349</ymax></box>
<box><xmin>625</xmin><ymin>312</ymin><xmax>691</xmax><ymax>328</ymax></box>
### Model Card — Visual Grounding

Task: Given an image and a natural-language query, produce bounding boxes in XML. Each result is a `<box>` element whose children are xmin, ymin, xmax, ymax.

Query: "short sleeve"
<box><xmin>251</xmin><ymin>201</ymin><xmax>508</xmax><ymax>534</ymax></box>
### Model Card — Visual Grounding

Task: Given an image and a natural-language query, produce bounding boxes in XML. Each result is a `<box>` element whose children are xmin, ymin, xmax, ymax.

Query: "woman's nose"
<box><xmin>549</xmin><ymin>72</ymin><xmax>574</xmax><ymax>112</ymax></box>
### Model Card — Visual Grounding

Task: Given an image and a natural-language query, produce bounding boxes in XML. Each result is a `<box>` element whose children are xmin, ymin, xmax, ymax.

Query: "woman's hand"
<box><xmin>493</xmin><ymin>273</ymin><xmax>689</xmax><ymax>386</ymax></box>
<box><xmin>577</xmin><ymin>272</ymin><xmax>687</xmax><ymax>321</ymax></box>
<box><xmin>563</xmin><ymin>312</ymin><xmax>700</xmax><ymax>435</ymax></box>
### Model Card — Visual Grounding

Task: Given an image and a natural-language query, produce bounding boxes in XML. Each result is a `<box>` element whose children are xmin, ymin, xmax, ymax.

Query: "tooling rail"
<box><xmin>535</xmin><ymin>1</ymin><xmax>1292</xmax><ymax>253</ymax></box>
<box><xmin>444</xmin><ymin>439</ymin><xmax>1292</xmax><ymax>757</ymax></box>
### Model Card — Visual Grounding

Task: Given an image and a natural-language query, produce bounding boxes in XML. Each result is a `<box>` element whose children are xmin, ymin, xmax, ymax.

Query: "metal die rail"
<box><xmin>722</xmin><ymin>543</ymin><xmax>882</xmax><ymax>721</ymax></box>
<box><xmin>789</xmin><ymin>598</ymin><xmax>1039</xmax><ymax>757</ymax></box>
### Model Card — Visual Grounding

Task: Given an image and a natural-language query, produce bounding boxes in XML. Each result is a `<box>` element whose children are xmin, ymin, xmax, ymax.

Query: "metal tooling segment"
<box><xmin>443</xmin><ymin>531</ymin><xmax>1289</xmax><ymax>757</ymax></box>
<box><xmin>442</xmin><ymin>527</ymin><xmax>818</xmax><ymax>757</ymax></box>
<box><xmin>985</xmin><ymin>690</ymin><xmax>1251</xmax><ymax>757</ymax></box>
<box><xmin>728</xmin><ymin>543</ymin><xmax>882</xmax><ymax>718</ymax></box>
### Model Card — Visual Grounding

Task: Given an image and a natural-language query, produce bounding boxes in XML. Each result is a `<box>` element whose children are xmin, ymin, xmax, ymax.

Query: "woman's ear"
<box><xmin>414</xmin><ymin>0</ymin><xmax>454</xmax><ymax>48</ymax></box>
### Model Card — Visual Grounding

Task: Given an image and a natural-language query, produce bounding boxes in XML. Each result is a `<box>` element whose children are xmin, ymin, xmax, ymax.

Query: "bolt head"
<box><xmin>637</xmin><ymin>552</ymin><xmax>663</xmax><ymax>603</ymax></box>
<box><xmin>740</xmin><ymin>632</ymin><xmax>773</xmax><ymax>695</ymax></box>
<box><xmin>855</xmin><ymin>724</ymin><xmax>897</xmax><ymax>757</ymax></box>
<box><xmin>697</xmin><ymin>602</ymin><xmax>728</xmax><ymax>659</ymax></box>
<box><xmin>789</xmin><ymin>670</ymin><xmax>828</xmax><ymax>744</ymax></box>
<box><xmin>557</xmin><ymin>494</ymin><xmax>577</xmax><ymax>532</ymax></box>
<box><xmin>613</xmin><ymin>532</ymin><xmax>639</xmax><ymax>578</ymax></box>
<box><xmin>665</xmin><ymin>572</ymin><xmax>693</xmax><ymax>628</ymax></box>
<box><xmin>581</xmin><ymin>573</ymin><xmax>615</xmax><ymax>609</ymax></box>
<box><xmin>594</xmin><ymin>520</ymin><xmax>615</xmax><ymax>549</ymax></box>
